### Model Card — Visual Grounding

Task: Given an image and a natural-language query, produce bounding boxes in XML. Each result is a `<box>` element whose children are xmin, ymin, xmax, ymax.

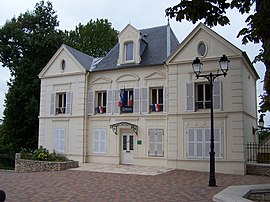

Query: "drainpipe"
<box><xmin>83</xmin><ymin>71</ymin><xmax>90</xmax><ymax>163</ymax></box>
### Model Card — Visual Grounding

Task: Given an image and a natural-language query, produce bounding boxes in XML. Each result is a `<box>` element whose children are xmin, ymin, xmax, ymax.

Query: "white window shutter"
<box><xmin>163</xmin><ymin>86</ymin><xmax>167</xmax><ymax>113</ymax></box>
<box><xmin>141</xmin><ymin>87</ymin><xmax>149</xmax><ymax>114</ymax></box>
<box><xmin>213</xmin><ymin>81</ymin><xmax>222</xmax><ymax>110</ymax></box>
<box><xmin>186</xmin><ymin>83</ymin><xmax>195</xmax><ymax>112</ymax></box>
<box><xmin>148</xmin><ymin>129</ymin><xmax>156</xmax><ymax>156</ymax></box>
<box><xmin>196</xmin><ymin>129</ymin><xmax>203</xmax><ymax>158</ymax></box>
<box><xmin>93</xmin><ymin>129</ymin><xmax>100</xmax><ymax>153</ymax></box>
<box><xmin>156</xmin><ymin>129</ymin><xmax>164</xmax><ymax>157</ymax></box>
<box><xmin>133</xmin><ymin>88</ymin><xmax>140</xmax><ymax>114</ymax></box>
<box><xmin>66</xmin><ymin>91</ymin><xmax>72</xmax><ymax>115</ymax></box>
<box><xmin>100</xmin><ymin>129</ymin><xmax>106</xmax><ymax>153</ymax></box>
<box><xmin>113</xmin><ymin>90</ymin><xmax>120</xmax><ymax>114</ymax></box>
<box><xmin>88</xmin><ymin>91</ymin><xmax>94</xmax><ymax>115</ymax></box>
<box><xmin>106</xmin><ymin>90</ymin><xmax>113</xmax><ymax>114</ymax></box>
<box><xmin>59</xmin><ymin>129</ymin><xmax>66</xmax><ymax>153</ymax></box>
<box><xmin>54</xmin><ymin>129</ymin><xmax>60</xmax><ymax>152</ymax></box>
<box><xmin>54</xmin><ymin>128</ymin><xmax>65</xmax><ymax>153</ymax></box>
<box><xmin>187</xmin><ymin>128</ymin><xmax>195</xmax><ymax>158</ymax></box>
<box><xmin>93</xmin><ymin>129</ymin><xmax>106</xmax><ymax>153</ymax></box>
<box><xmin>50</xmin><ymin>93</ymin><xmax>55</xmax><ymax>115</ymax></box>
<box><xmin>204</xmin><ymin>128</ymin><xmax>211</xmax><ymax>158</ymax></box>
<box><xmin>214</xmin><ymin>128</ymin><xmax>222</xmax><ymax>158</ymax></box>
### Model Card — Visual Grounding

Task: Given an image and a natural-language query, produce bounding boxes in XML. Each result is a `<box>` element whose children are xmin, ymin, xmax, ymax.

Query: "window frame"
<box><xmin>186</xmin><ymin>128</ymin><xmax>222</xmax><ymax>159</ymax></box>
<box><xmin>148</xmin><ymin>129</ymin><xmax>164</xmax><ymax>157</ymax></box>
<box><xmin>93</xmin><ymin>128</ymin><xmax>107</xmax><ymax>154</ymax></box>
<box><xmin>120</xmin><ymin>88</ymin><xmax>134</xmax><ymax>113</ymax></box>
<box><xmin>150</xmin><ymin>87</ymin><xmax>164</xmax><ymax>112</ymax></box>
<box><xmin>124</xmin><ymin>41</ymin><xmax>134</xmax><ymax>62</ymax></box>
<box><xmin>195</xmin><ymin>83</ymin><xmax>211</xmax><ymax>110</ymax></box>
<box><xmin>54</xmin><ymin>128</ymin><xmax>66</xmax><ymax>153</ymax></box>
<box><xmin>95</xmin><ymin>91</ymin><xmax>107</xmax><ymax>114</ymax></box>
<box><xmin>56</xmin><ymin>92</ymin><xmax>67</xmax><ymax>114</ymax></box>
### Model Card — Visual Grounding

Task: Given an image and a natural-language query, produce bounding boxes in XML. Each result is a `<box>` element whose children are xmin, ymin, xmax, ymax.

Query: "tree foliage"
<box><xmin>64</xmin><ymin>19</ymin><xmax>118</xmax><ymax>57</ymax></box>
<box><xmin>0</xmin><ymin>1</ymin><xmax>64</xmax><ymax>153</ymax></box>
<box><xmin>166</xmin><ymin>0</ymin><xmax>270</xmax><ymax>113</ymax></box>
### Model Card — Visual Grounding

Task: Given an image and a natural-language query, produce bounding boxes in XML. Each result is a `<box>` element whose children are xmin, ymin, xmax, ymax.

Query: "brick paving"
<box><xmin>0</xmin><ymin>169</ymin><xmax>269</xmax><ymax>202</ymax></box>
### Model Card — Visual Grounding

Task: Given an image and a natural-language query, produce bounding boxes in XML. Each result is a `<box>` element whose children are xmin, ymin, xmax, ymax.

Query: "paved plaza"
<box><xmin>0</xmin><ymin>164</ymin><xmax>269</xmax><ymax>201</ymax></box>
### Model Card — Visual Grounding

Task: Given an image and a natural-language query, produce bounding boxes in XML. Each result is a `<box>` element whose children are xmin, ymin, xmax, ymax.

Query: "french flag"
<box><xmin>155</xmin><ymin>104</ymin><xmax>160</xmax><ymax>112</ymax></box>
<box><xmin>98</xmin><ymin>105</ymin><xmax>104</xmax><ymax>113</ymax></box>
<box><xmin>129</xmin><ymin>94</ymin><xmax>133</xmax><ymax>106</ymax></box>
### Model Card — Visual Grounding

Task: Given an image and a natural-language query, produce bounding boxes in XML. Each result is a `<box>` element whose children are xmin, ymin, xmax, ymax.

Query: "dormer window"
<box><xmin>125</xmin><ymin>41</ymin><xmax>134</xmax><ymax>61</ymax></box>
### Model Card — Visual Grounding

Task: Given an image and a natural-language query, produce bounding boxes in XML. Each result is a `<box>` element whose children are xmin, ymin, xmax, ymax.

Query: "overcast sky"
<box><xmin>0</xmin><ymin>0</ymin><xmax>269</xmax><ymax>125</ymax></box>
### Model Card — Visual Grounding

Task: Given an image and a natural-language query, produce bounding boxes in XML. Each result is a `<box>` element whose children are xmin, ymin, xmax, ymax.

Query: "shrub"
<box><xmin>20</xmin><ymin>146</ymin><xmax>69</xmax><ymax>162</ymax></box>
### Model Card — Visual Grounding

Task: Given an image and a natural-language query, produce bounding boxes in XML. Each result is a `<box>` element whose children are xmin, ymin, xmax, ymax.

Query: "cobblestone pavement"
<box><xmin>0</xmin><ymin>168</ymin><xmax>269</xmax><ymax>202</ymax></box>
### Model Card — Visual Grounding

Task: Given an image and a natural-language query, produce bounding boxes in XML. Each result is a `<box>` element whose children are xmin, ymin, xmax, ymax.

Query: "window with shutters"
<box><xmin>186</xmin><ymin>81</ymin><xmax>221</xmax><ymax>112</ymax></box>
<box><xmin>148</xmin><ymin>129</ymin><xmax>164</xmax><ymax>157</ymax></box>
<box><xmin>150</xmin><ymin>88</ymin><xmax>164</xmax><ymax>112</ymax></box>
<box><xmin>186</xmin><ymin>128</ymin><xmax>222</xmax><ymax>159</ymax></box>
<box><xmin>95</xmin><ymin>91</ymin><xmax>106</xmax><ymax>114</ymax></box>
<box><xmin>51</xmin><ymin>91</ymin><xmax>72</xmax><ymax>115</ymax></box>
<box><xmin>93</xmin><ymin>128</ymin><xmax>106</xmax><ymax>154</ymax></box>
<box><xmin>54</xmin><ymin>128</ymin><xmax>66</xmax><ymax>153</ymax></box>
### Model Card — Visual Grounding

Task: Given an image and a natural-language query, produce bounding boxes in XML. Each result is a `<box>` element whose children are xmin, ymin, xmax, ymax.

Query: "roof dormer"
<box><xmin>117</xmin><ymin>24</ymin><xmax>141</xmax><ymax>65</ymax></box>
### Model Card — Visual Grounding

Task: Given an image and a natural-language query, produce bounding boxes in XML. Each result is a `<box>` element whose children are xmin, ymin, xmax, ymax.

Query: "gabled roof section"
<box><xmin>166</xmin><ymin>23</ymin><xmax>259</xmax><ymax>79</ymax></box>
<box><xmin>64</xmin><ymin>44</ymin><xmax>94</xmax><ymax>71</ymax></box>
<box><xmin>39</xmin><ymin>44</ymin><xmax>96</xmax><ymax>78</ymax></box>
<box><xmin>166</xmin><ymin>23</ymin><xmax>242</xmax><ymax>64</ymax></box>
<box><xmin>93</xmin><ymin>24</ymin><xmax>179</xmax><ymax>71</ymax></box>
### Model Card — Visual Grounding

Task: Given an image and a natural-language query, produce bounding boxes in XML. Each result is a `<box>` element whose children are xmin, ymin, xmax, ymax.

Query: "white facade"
<box><xmin>38</xmin><ymin>23</ymin><xmax>259</xmax><ymax>175</ymax></box>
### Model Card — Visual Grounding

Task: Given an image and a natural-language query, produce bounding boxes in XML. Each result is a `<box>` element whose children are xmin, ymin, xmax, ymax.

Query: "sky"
<box><xmin>0</xmin><ymin>0</ymin><xmax>269</xmax><ymax>126</ymax></box>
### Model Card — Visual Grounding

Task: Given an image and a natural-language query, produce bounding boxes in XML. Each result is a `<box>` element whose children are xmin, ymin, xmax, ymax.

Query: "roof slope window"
<box><xmin>125</xmin><ymin>42</ymin><xmax>134</xmax><ymax>61</ymax></box>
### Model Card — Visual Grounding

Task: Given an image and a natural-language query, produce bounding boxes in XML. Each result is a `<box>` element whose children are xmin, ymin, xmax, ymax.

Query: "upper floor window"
<box><xmin>186</xmin><ymin>81</ymin><xmax>221</xmax><ymax>112</ymax></box>
<box><xmin>150</xmin><ymin>88</ymin><xmax>163</xmax><ymax>112</ymax></box>
<box><xmin>120</xmin><ymin>89</ymin><xmax>133</xmax><ymax>113</ymax></box>
<box><xmin>196</xmin><ymin>83</ymin><xmax>210</xmax><ymax>109</ymax></box>
<box><xmin>56</xmin><ymin>92</ymin><xmax>66</xmax><ymax>114</ymax></box>
<box><xmin>125</xmin><ymin>42</ymin><xmax>134</xmax><ymax>61</ymax></box>
<box><xmin>95</xmin><ymin>91</ymin><xmax>107</xmax><ymax>114</ymax></box>
<box><xmin>50</xmin><ymin>92</ymin><xmax>72</xmax><ymax>115</ymax></box>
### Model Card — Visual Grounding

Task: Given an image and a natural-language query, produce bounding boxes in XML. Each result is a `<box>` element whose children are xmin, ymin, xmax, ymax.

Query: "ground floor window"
<box><xmin>148</xmin><ymin>129</ymin><xmax>164</xmax><ymax>157</ymax></box>
<box><xmin>54</xmin><ymin>128</ymin><xmax>66</xmax><ymax>153</ymax></box>
<box><xmin>187</xmin><ymin>128</ymin><xmax>222</xmax><ymax>159</ymax></box>
<box><xmin>93</xmin><ymin>128</ymin><xmax>106</xmax><ymax>154</ymax></box>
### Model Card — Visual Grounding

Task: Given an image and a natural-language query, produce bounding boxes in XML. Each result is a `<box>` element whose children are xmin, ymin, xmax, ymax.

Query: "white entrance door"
<box><xmin>121</xmin><ymin>133</ymin><xmax>134</xmax><ymax>164</ymax></box>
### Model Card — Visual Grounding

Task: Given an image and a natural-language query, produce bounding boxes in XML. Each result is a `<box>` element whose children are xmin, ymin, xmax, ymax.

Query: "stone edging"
<box><xmin>213</xmin><ymin>184</ymin><xmax>270</xmax><ymax>202</ymax></box>
<box><xmin>15</xmin><ymin>153</ymin><xmax>79</xmax><ymax>173</ymax></box>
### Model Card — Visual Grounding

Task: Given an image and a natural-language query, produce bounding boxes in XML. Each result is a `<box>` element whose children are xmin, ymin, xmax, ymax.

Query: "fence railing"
<box><xmin>247</xmin><ymin>142</ymin><xmax>270</xmax><ymax>164</ymax></box>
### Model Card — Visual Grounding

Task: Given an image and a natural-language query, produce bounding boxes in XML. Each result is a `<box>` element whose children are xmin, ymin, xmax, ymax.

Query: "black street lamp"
<box><xmin>253</xmin><ymin>114</ymin><xmax>270</xmax><ymax>135</ymax></box>
<box><xmin>192</xmin><ymin>54</ymin><xmax>230</xmax><ymax>187</ymax></box>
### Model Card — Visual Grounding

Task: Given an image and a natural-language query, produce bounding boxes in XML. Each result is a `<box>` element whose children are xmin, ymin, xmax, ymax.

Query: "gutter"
<box><xmin>83</xmin><ymin>70</ymin><xmax>90</xmax><ymax>163</ymax></box>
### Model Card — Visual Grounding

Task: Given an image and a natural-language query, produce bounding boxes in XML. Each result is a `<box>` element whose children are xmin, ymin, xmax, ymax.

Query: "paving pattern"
<box><xmin>0</xmin><ymin>165</ymin><xmax>269</xmax><ymax>202</ymax></box>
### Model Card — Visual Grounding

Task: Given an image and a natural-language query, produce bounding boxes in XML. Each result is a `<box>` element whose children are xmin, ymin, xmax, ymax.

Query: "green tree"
<box><xmin>0</xmin><ymin>1</ymin><xmax>64</xmax><ymax>153</ymax></box>
<box><xmin>64</xmin><ymin>19</ymin><xmax>118</xmax><ymax>57</ymax></box>
<box><xmin>166</xmin><ymin>0</ymin><xmax>270</xmax><ymax>113</ymax></box>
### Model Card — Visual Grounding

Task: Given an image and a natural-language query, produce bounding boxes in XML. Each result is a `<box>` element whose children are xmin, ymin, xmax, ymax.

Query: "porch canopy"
<box><xmin>109</xmin><ymin>122</ymin><xmax>138</xmax><ymax>135</ymax></box>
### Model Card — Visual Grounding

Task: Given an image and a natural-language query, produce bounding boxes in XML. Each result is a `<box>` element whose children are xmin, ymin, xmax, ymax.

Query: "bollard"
<box><xmin>0</xmin><ymin>190</ymin><xmax>6</xmax><ymax>202</ymax></box>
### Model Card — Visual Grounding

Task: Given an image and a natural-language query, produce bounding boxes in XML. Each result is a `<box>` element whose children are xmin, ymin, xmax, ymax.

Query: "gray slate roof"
<box><xmin>64</xmin><ymin>44</ymin><xmax>94</xmax><ymax>71</ymax></box>
<box><xmin>93</xmin><ymin>25</ymin><xmax>179</xmax><ymax>71</ymax></box>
